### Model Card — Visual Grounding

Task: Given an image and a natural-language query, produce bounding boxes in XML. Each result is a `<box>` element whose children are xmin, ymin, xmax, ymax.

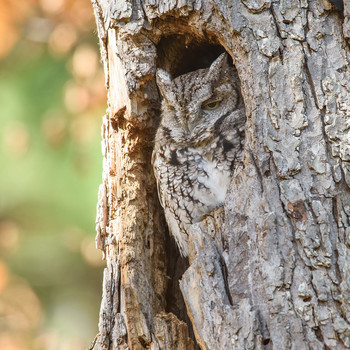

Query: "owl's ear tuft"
<box><xmin>207</xmin><ymin>52</ymin><xmax>229</xmax><ymax>81</ymax></box>
<box><xmin>156</xmin><ymin>69</ymin><xmax>172</xmax><ymax>99</ymax></box>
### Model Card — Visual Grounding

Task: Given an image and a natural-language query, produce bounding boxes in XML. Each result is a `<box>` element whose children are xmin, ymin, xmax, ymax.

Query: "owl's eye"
<box><xmin>202</xmin><ymin>100</ymin><xmax>221</xmax><ymax>110</ymax></box>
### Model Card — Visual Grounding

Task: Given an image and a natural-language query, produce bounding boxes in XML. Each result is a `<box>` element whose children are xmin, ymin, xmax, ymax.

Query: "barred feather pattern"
<box><xmin>152</xmin><ymin>53</ymin><xmax>246</xmax><ymax>257</ymax></box>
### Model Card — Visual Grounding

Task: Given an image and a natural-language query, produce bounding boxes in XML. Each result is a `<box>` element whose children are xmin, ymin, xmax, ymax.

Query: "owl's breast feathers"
<box><xmin>152</xmin><ymin>128</ymin><xmax>241</xmax><ymax>212</ymax></box>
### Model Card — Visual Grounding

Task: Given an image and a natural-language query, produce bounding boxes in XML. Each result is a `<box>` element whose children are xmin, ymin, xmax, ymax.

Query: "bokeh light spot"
<box><xmin>2</xmin><ymin>122</ymin><xmax>30</xmax><ymax>157</ymax></box>
<box><xmin>0</xmin><ymin>220</ymin><xmax>20</xmax><ymax>252</ymax></box>
<box><xmin>71</xmin><ymin>44</ymin><xmax>98</xmax><ymax>80</ymax></box>
<box><xmin>64</xmin><ymin>82</ymin><xmax>89</xmax><ymax>114</ymax></box>
<box><xmin>39</xmin><ymin>0</ymin><xmax>66</xmax><ymax>15</ymax></box>
<box><xmin>41</xmin><ymin>111</ymin><xmax>67</xmax><ymax>147</ymax></box>
<box><xmin>49</xmin><ymin>23</ymin><xmax>77</xmax><ymax>57</ymax></box>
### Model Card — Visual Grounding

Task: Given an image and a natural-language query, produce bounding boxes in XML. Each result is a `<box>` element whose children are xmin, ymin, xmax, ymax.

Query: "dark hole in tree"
<box><xmin>263</xmin><ymin>338</ymin><xmax>271</xmax><ymax>345</ymax></box>
<box><xmin>156</xmin><ymin>34</ymin><xmax>231</xmax><ymax>78</ymax></box>
<box><xmin>155</xmin><ymin>34</ymin><xmax>234</xmax><ymax>350</ymax></box>
<box><xmin>163</xmin><ymin>229</ymin><xmax>195</xmax><ymax>337</ymax></box>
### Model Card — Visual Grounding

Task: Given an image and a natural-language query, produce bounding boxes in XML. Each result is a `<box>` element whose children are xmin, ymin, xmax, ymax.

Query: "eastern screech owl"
<box><xmin>152</xmin><ymin>53</ymin><xmax>245</xmax><ymax>257</ymax></box>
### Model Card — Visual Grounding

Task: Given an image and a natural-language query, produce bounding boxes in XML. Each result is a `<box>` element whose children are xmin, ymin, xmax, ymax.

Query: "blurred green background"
<box><xmin>0</xmin><ymin>1</ymin><xmax>106</xmax><ymax>349</ymax></box>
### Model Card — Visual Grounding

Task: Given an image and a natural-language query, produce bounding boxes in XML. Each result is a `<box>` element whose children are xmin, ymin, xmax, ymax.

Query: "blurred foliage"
<box><xmin>0</xmin><ymin>1</ymin><xmax>106</xmax><ymax>349</ymax></box>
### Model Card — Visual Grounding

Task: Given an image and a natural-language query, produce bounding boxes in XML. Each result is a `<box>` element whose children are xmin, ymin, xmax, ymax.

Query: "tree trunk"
<box><xmin>89</xmin><ymin>0</ymin><xmax>350</xmax><ymax>349</ymax></box>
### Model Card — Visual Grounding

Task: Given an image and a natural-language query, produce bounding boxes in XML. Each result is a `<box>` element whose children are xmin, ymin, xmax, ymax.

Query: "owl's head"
<box><xmin>156</xmin><ymin>53</ymin><xmax>241</xmax><ymax>143</ymax></box>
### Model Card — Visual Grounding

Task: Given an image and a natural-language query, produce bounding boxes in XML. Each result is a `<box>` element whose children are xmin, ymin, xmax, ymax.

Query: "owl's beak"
<box><xmin>187</xmin><ymin>115</ymin><xmax>199</xmax><ymax>133</ymax></box>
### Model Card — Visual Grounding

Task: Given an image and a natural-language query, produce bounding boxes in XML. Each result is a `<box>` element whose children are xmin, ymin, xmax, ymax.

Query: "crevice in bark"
<box><xmin>315</xmin><ymin>326</ymin><xmax>328</xmax><ymax>348</ymax></box>
<box><xmin>248</xmin><ymin>150</ymin><xmax>264</xmax><ymax>194</ymax></box>
<box><xmin>164</xmin><ymin>228</ymin><xmax>189</xmax><ymax>320</ymax></box>
<box><xmin>256</xmin><ymin>309</ymin><xmax>272</xmax><ymax>349</ymax></box>
<box><xmin>270</xmin><ymin>4</ymin><xmax>284</xmax><ymax>42</ymax></box>
<box><xmin>219</xmin><ymin>254</ymin><xmax>233</xmax><ymax>305</ymax></box>
<box><xmin>164</xmin><ymin>227</ymin><xmax>200</xmax><ymax>348</ymax></box>
<box><xmin>269</xmin><ymin>2</ymin><xmax>287</xmax><ymax>62</ymax></box>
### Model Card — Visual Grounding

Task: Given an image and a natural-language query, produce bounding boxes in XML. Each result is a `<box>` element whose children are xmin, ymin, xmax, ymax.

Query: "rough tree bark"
<box><xmin>89</xmin><ymin>0</ymin><xmax>350</xmax><ymax>349</ymax></box>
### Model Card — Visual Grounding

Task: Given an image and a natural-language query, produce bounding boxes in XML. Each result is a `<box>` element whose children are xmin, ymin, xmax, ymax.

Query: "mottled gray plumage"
<box><xmin>152</xmin><ymin>53</ymin><xmax>245</xmax><ymax>257</ymax></box>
